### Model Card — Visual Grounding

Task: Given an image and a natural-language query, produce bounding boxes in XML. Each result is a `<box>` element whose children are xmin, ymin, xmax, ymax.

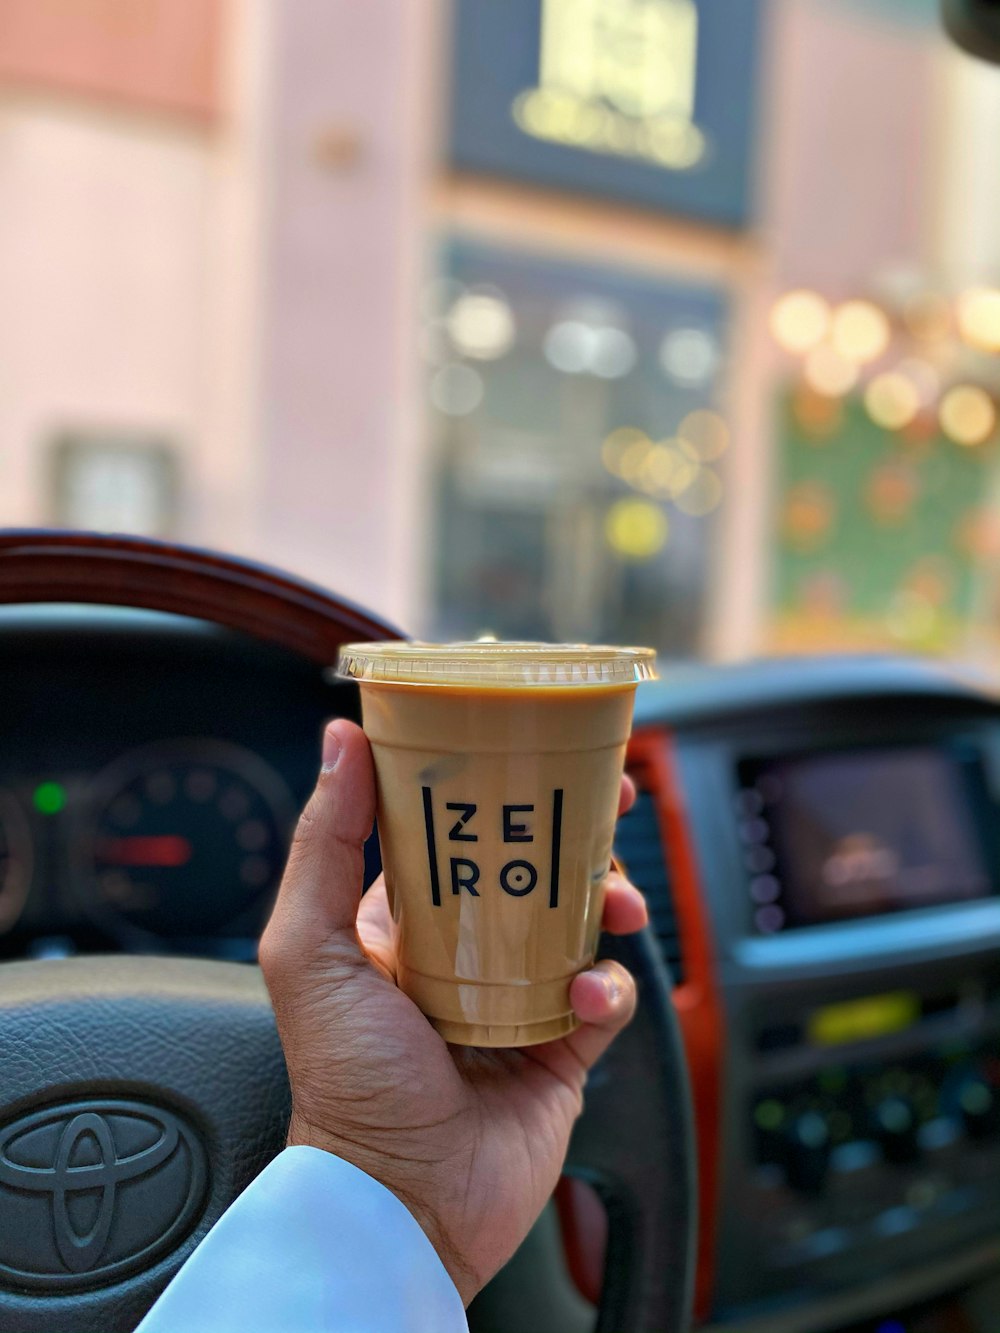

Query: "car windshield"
<box><xmin>3</xmin><ymin>0</ymin><xmax>999</xmax><ymax>667</ymax></box>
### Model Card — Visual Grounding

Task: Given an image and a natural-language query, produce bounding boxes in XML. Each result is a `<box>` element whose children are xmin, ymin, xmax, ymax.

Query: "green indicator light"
<box><xmin>754</xmin><ymin>1099</ymin><xmax>784</xmax><ymax>1132</ymax></box>
<box><xmin>33</xmin><ymin>782</ymin><xmax>66</xmax><ymax>816</ymax></box>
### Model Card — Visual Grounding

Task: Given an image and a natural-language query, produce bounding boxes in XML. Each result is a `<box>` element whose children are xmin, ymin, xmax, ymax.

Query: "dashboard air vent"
<box><xmin>614</xmin><ymin>785</ymin><xmax>684</xmax><ymax>984</ymax></box>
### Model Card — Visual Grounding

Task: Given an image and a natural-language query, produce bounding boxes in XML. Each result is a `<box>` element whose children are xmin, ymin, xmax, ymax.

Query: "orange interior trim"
<box><xmin>628</xmin><ymin>727</ymin><xmax>724</xmax><ymax>1324</ymax></box>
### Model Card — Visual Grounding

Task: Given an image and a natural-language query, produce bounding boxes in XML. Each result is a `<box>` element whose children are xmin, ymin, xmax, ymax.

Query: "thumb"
<box><xmin>260</xmin><ymin>719</ymin><xmax>376</xmax><ymax>974</ymax></box>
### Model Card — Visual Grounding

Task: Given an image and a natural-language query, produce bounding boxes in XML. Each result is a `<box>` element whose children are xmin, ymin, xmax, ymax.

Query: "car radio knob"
<box><xmin>873</xmin><ymin>1096</ymin><xmax>919</xmax><ymax>1163</ymax></box>
<box><xmin>782</xmin><ymin>1111</ymin><xmax>832</xmax><ymax>1192</ymax></box>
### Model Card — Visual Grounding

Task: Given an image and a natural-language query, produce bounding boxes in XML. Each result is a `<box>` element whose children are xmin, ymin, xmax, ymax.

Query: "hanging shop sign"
<box><xmin>449</xmin><ymin>0</ymin><xmax>763</xmax><ymax>226</ymax></box>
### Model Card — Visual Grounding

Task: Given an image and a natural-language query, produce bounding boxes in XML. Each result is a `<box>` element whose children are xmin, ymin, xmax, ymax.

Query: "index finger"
<box><xmin>618</xmin><ymin>773</ymin><xmax>636</xmax><ymax>817</ymax></box>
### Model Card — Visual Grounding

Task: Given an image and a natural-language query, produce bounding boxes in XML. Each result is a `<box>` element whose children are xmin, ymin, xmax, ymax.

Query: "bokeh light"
<box><xmin>955</xmin><ymin>507</ymin><xmax>1000</xmax><ymax>560</ymax></box>
<box><xmin>895</xmin><ymin>358</ymin><xmax>940</xmax><ymax>406</ymax></box>
<box><xmin>446</xmin><ymin>292</ymin><xmax>516</xmax><ymax>359</ymax></box>
<box><xmin>865</xmin><ymin>462</ymin><xmax>919</xmax><ymax>524</ymax></box>
<box><xmin>792</xmin><ymin>386</ymin><xmax>844</xmax><ymax>437</ymax></box>
<box><xmin>887</xmin><ymin>589</ymin><xmax>938</xmax><ymax>644</ymax></box>
<box><xmin>904</xmin><ymin>555</ymin><xmax>954</xmax><ymax>608</ymax></box>
<box><xmin>544</xmin><ymin>320</ymin><xmax>593</xmax><ymax>374</ymax></box>
<box><xmin>674</xmin><ymin>467</ymin><xmax>723</xmax><ymax>516</ymax></box>
<box><xmin>544</xmin><ymin>320</ymin><xmax>636</xmax><ymax>378</ymax></box>
<box><xmin>604</xmin><ymin>498</ymin><xmax>669</xmax><ymax>559</ymax></box>
<box><xmin>939</xmin><ymin>385</ymin><xmax>996</xmax><ymax>447</ymax></box>
<box><xmin>830</xmin><ymin>300</ymin><xmax>891</xmax><ymax>364</ymax></box>
<box><xmin>600</xmin><ymin>427</ymin><xmax>648</xmax><ymax>476</ymax></box>
<box><xmin>864</xmin><ymin>372</ymin><xmax>920</xmax><ymax>431</ymax></box>
<box><xmin>590</xmin><ymin>327</ymin><xmax>637</xmax><ymax>379</ymax></box>
<box><xmin>956</xmin><ymin>287</ymin><xmax>1000</xmax><ymax>353</ymax></box>
<box><xmin>677</xmin><ymin>409</ymin><xmax>729</xmax><ymax>460</ymax></box>
<box><xmin>618</xmin><ymin>437</ymin><xmax>653</xmax><ymax>483</ymax></box>
<box><xmin>803</xmin><ymin>347</ymin><xmax>858</xmax><ymax>398</ymax></box>
<box><xmin>770</xmin><ymin>290</ymin><xmax>830</xmax><ymax>355</ymax></box>
<box><xmin>659</xmin><ymin>328</ymin><xmax>721</xmax><ymax>385</ymax></box>
<box><xmin>637</xmin><ymin>441</ymin><xmax>700</xmax><ymax>498</ymax></box>
<box><xmin>902</xmin><ymin>291</ymin><xmax>952</xmax><ymax>343</ymax></box>
<box><xmin>429</xmin><ymin>364</ymin><xmax>484</xmax><ymax>416</ymax></box>
<box><xmin>782</xmin><ymin>482</ymin><xmax>835</xmax><ymax>551</ymax></box>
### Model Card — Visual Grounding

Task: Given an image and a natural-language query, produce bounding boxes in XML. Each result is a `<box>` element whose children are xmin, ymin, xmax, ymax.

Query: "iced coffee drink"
<box><xmin>337</xmin><ymin>642</ymin><xmax>656</xmax><ymax>1047</ymax></box>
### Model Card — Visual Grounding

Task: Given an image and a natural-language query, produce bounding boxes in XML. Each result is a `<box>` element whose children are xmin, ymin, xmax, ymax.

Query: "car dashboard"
<box><xmin>616</xmin><ymin>657</ymin><xmax>1000</xmax><ymax>1330</ymax></box>
<box><xmin>1</xmin><ymin>608</ymin><xmax>998</xmax><ymax>1331</ymax></box>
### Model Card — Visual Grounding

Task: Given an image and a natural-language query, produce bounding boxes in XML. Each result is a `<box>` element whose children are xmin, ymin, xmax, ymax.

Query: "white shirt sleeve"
<box><xmin>136</xmin><ymin>1145</ymin><xmax>469</xmax><ymax>1333</ymax></box>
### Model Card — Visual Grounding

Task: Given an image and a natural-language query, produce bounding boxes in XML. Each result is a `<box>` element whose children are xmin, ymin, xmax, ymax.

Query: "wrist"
<box><xmin>286</xmin><ymin>1116</ymin><xmax>481</xmax><ymax>1305</ymax></box>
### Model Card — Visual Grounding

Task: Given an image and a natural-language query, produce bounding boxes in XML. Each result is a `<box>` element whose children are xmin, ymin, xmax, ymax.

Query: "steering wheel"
<box><xmin>0</xmin><ymin>531</ymin><xmax>695</xmax><ymax>1333</ymax></box>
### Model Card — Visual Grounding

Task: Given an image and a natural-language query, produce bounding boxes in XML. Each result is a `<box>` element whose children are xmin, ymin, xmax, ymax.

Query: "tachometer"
<box><xmin>0</xmin><ymin>790</ymin><xmax>32</xmax><ymax>934</ymax></box>
<box><xmin>77</xmin><ymin>740</ymin><xmax>297</xmax><ymax>943</ymax></box>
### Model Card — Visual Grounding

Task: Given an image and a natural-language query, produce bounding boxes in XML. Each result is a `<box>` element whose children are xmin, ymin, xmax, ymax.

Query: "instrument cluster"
<box><xmin>0</xmin><ymin>739</ymin><xmax>298</xmax><ymax>957</ymax></box>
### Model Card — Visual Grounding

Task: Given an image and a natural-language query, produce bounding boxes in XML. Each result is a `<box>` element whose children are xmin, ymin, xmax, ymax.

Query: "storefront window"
<box><xmin>425</xmin><ymin>238</ymin><xmax>729</xmax><ymax>654</ymax></box>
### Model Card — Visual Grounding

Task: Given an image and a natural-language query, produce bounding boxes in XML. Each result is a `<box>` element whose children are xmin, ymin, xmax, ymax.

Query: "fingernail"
<box><xmin>321</xmin><ymin>725</ymin><xmax>342</xmax><ymax>772</ymax></box>
<box><xmin>604</xmin><ymin>971</ymin><xmax>622</xmax><ymax>1005</ymax></box>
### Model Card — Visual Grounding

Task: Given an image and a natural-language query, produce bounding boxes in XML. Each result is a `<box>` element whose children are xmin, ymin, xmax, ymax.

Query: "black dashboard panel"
<box><xmin>630</xmin><ymin>658</ymin><xmax>1000</xmax><ymax>1331</ymax></box>
<box><xmin>0</xmin><ymin>606</ymin><xmax>374</xmax><ymax>960</ymax></box>
<box><xmin>736</xmin><ymin>743</ymin><xmax>998</xmax><ymax>932</ymax></box>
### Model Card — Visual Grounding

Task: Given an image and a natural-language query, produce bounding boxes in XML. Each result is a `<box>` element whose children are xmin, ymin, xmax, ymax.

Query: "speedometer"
<box><xmin>77</xmin><ymin>740</ymin><xmax>297</xmax><ymax>944</ymax></box>
<box><xmin>0</xmin><ymin>790</ymin><xmax>32</xmax><ymax>934</ymax></box>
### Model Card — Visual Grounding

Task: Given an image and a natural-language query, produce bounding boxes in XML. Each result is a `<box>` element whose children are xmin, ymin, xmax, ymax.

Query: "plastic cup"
<box><xmin>337</xmin><ymin>641</ymin><xmax>657</xmax><ymax>1047</ymax></box>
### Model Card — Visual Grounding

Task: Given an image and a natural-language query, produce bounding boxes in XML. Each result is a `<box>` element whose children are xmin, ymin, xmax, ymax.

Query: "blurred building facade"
<box><xmin>3</xmin><ymin>0</ymin><xmax>1000</xmax><ymax>659</ymax></box>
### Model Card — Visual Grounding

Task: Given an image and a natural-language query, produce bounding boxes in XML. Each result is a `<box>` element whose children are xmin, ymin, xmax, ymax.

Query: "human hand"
<box><xmin>259</xmin><ymin>719</ymin><xmax>647</xmax><ymax>1306</ymax></box>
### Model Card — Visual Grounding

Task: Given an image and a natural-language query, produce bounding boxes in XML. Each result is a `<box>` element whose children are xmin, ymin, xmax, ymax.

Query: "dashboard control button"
<box><xmin>749</xmin><ymin>871</ymin><xmax>780</xmax><ymax>900</ymax></box>
<box><xmin>872</xmin><ymin>1096</ymin><xmax>919</xmax><ymax>1163</ymax></box>
<box><xmin>772</xmin><ymin>1224</ymin><xmax>850</xmax><ymax>1270</ymax></box>
<box><xmin>735</xmin><ymin>789</ymin><xmax>765</xmax><ymax>818</ymax></box>
<box><xmin>754</xmin><ymin>1098</ymin><xmax>785</xmax><ymax>1134</ymax></box>
<box><xmin>918</xmin><ymin>1116</ymin><xmax>962</xmax><ymax>1157</ymax></box>
<box><xmin>739</xmin><ymin>818</ymin><xmax>770</xmax><ymax>845</ymax></box>
<box><xmin>873</xmin><ymin>1205</ymin><xmax>918</xmax><ymax>1237</ymax></box>
<box><xmin>745</xmin><ymin>846</ymin><xmax>776</xmax><ymax>875</ymax></box>
<box><xmin>782</xmin><ymin>1111</ymin><xmax>832</xmax><ymax>1192</ymax></box>
<box><xmin>799</xmin><ymin>1226</ymin><xmax>849</xmax><ymax>1260</ymax></box>
<box><xmin>829</xmin><ymin>1139</ymin><xmax>880</xmax><ymax>1174</ymax></box>
<box><xmin>827</xmin><ymin>1140</ymin><xmax>882</xmax><ymax>1225</ymax></box>
<box><xmin>754</xmin><ymin>904</ymin><xmax>785</xmax><ymax>934</ymax></box>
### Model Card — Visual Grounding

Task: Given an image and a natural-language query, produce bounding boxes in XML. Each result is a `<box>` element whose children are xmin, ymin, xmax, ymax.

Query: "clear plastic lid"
<box><xmin>336</xmin><ymin>640</ymin><xmax>658</xmax><ymax>689</ymax></box>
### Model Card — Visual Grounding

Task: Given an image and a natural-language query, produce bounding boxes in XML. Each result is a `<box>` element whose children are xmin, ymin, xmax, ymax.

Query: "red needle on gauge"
<box><xmin>97</xmin><ymin>836</ymin><xmax>193</xmax><ymax>867</ymax></box>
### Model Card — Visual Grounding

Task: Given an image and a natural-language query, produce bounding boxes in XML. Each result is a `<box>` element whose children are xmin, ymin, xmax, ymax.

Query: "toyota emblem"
<box><xmin>0</xmin><ymin>1099</ymin><xmax>207</xmax><ymax>1290</ymax></box>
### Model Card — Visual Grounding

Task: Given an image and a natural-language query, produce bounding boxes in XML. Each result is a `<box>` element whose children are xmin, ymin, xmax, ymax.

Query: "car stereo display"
<box><xmin>736</xmin><ymin>746</ymin><xmax>997</xmax><ymax>933</ymax></box>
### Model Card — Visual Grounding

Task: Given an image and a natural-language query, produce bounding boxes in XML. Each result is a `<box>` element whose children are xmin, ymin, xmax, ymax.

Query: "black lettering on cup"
<box><xmin>503</xmin><ymin>805</ymin><xmax>533</xmax><ymax>842</ymax></box>
<box><xmin>421</xmin><ymin>786</ymin><xmax>441</xmax><ymax>907</ymax></box>
<box><xmin>549</xmin><ymin>788</ymin><xmax>563</xmax><ymax>909</ymax></box>
<box><xmin>446</xmin><ymin>802</ymin><xmax>478</xmax><ymax>841</ymax></box>
<box><xmin>450</xmin><ymin>858</ymin><xmax>481</xmax><ymax>896</ymax></box>
<box><xmin>500</xmin><ymin>859</ymin><xmax>538</xmax><ymax>897</ymax></box>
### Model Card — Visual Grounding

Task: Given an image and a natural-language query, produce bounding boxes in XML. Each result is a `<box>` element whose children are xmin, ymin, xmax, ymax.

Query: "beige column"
<box><xmin>185</xmin><ymin>0</ymin><xmax>275</xmax><ymax>555</ymax></box>
<box><xmin>248</xmin><ymin>0</ymin><xmax>438</xmax><ymax>632</ymax></box>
